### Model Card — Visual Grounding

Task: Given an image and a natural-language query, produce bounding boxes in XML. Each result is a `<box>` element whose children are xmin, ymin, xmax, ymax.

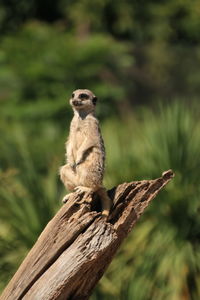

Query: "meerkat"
<box><xmin>59</xmin><ymin>89</ymin><xmax>112</xmax><ymax>217</ymax></box>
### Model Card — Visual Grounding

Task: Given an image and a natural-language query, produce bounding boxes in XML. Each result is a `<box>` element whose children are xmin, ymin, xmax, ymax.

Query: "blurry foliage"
<box><xmin>94</xmin><ymin>102</ymin><xmax>200</xmax><ymax>300</ymax></box>
<box><xmin>0</xmin><ymin>103</ymin><xmax>200</xmax><ymax>299</ymax></box>
<box><xmin>0</xmin><ymin>0</ymin><xmax>200</xmax><ymax>299</ymax></box>
<box><xmin>0</xmin><ymin>118</ymin><xmax>63</xmax><ymax>290</ymax></box>
<box><xmin>1</xmin><ymin>0</ymin><xmax>200</xmax><ymax>103</ymax></box>
<box><xmin>0</xmin><ymin>22</ymin><xmax>133</xmax><ymax>121</ymax></box>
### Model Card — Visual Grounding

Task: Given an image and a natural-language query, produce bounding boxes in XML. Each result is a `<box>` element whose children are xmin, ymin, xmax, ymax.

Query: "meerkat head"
<box><xmin>70</xmin><ymin>89</ymin><xmax>98</xmax><ymax>112</ymax></box>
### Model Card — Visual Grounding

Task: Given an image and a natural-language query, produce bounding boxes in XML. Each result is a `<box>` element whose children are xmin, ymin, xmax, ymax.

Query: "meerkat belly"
<box><xmin>84</xmin><ymin>148</ymin><xmax>104</xmax><ymax>167</ymax></box>
<box><xmin>76</xmin><ymin>148</ymin><xmax>104</xmax><ymax>188</ymax></box>
<box><xmin>80</xmin><ymin>147</ymin><xmax>104</xmax><ymax>174</ymax></box>
<box><xmin>72</xmin><ymin>129</ymin><xmax>85</xmax><ymax>158</ymax></box>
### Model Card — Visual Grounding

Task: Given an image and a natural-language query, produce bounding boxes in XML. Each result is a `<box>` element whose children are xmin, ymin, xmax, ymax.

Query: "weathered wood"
<box><xmin>0</xmin><ymin>170</ymin><xmax>174</xmax><ymax>300</ymax></box>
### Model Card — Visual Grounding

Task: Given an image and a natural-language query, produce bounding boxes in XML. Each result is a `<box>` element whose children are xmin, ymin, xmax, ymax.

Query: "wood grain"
<box><xmin>0</xmin><ymin>170</ymin><xmax>174</xmax><ymax>300</ymax></box>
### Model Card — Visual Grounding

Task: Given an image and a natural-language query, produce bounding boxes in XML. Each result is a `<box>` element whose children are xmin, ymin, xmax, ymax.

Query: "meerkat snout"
<box><xmin>72</xmin><ymin>99</ymin><xmax>83</xmax><ymax>106</ymax></box>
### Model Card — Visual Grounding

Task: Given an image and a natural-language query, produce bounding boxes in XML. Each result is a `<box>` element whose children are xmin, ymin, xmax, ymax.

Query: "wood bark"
<box><xmin>0</xmin><ymin>170</ymin><xmax>174</xmax><ymax>300</ymax></box>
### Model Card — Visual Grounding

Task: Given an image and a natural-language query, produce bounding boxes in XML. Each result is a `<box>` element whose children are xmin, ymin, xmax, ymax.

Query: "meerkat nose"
<box><xmin>72</xmin><ymin>100</ymin><xmax>82</xmax><ymax>106</ymax></box>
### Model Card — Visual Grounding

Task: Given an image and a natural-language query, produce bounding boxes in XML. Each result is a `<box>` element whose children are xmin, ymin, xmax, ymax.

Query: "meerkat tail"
<box><xmin>97</xmin><ymin>187</ymin><xmax>112</xmax><ymax>216</ymax></box>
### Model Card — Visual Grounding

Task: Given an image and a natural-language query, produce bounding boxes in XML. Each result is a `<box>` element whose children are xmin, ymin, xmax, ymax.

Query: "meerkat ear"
<box><xmin>92</xmin><ymin>96</ymin><xmax>98</xmax><ymax>105</ymax></box>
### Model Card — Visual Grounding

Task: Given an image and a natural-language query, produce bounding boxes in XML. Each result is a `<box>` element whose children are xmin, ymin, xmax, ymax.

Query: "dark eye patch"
<box><xmin>72</xmin><ymin>93</ymin><xmax>75</xmax><ymax>98</ymax></box>
<box><xmin>79</xmin><ymin>93</ymin><xmax>89</xmax><ymax>99</ymax></box>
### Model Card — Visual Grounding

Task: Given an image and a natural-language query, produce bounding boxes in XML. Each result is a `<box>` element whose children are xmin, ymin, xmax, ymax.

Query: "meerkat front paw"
<box><xmin>75</xmin><ymin>158</ymin><xmax>84</xmax><ymax>166</ymax></box>
<box><xmin>62</xmin><ymin>193</ymin><xmax>73</xmax><ymax>203</ymax></box>
<box><xmin>74</xmin><ymin>186</ymin><xmax>92</xmax><ymax>194</ymax></box>
<box><xmin>68</xmin><ymin>162</ymin><xmax>76</xmax><ymax>170</ymax></box>
<box><xmin>74</xmin><ymin>186</ymin><xmax>94</xmax><ymax>204</ymax></box>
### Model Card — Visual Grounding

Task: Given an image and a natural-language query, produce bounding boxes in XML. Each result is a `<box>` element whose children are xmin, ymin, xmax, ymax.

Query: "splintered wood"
<box><xmin>0</xmin><ymin>170</ymin><xmax>174</xmax><ymax>300</ymax></box>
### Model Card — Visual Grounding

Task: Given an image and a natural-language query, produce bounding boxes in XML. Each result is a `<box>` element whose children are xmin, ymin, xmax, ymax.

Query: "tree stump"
<box><xmin>0</xmin><ymin>170</ymin><xmax>174</xmax><ymax>300</ymax></box>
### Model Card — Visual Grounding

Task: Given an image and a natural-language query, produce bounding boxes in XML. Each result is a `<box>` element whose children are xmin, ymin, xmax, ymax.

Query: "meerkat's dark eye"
<box><xmin>72</xmin><ymin>93</ymin><xmax>75</xmax><ymax>98</ymax></box>
<box><xmin>79</xmin><ymin>93</ymin><xmax>89</xmax><ymax>99</ymax></box>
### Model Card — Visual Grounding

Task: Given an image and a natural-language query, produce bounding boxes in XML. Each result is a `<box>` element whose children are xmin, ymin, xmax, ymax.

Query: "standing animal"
<box><xmin>59</xmin><ymin>89</ymin><xmax>111</xmax><ymax>217</ymax></box>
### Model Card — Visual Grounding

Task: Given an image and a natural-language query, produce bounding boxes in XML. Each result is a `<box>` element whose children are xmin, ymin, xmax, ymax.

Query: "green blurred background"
<box><xmin>0</xmin><ymin>1</ymin><xmax>200</xmax><ymax>299</ymax></box>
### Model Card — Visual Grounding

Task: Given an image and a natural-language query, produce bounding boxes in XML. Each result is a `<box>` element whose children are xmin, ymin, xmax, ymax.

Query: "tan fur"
<box><xmin>59</xmin><ymin>89</ymin><xmax>111</xmax><ymax>216</ymax></box>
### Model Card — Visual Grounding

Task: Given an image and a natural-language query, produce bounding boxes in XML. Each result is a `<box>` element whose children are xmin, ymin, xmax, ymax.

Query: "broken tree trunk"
<box><xmin>0</xmin><ymin>170</ymin><xmax>174</xmax><ymax>300</ymax></box>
